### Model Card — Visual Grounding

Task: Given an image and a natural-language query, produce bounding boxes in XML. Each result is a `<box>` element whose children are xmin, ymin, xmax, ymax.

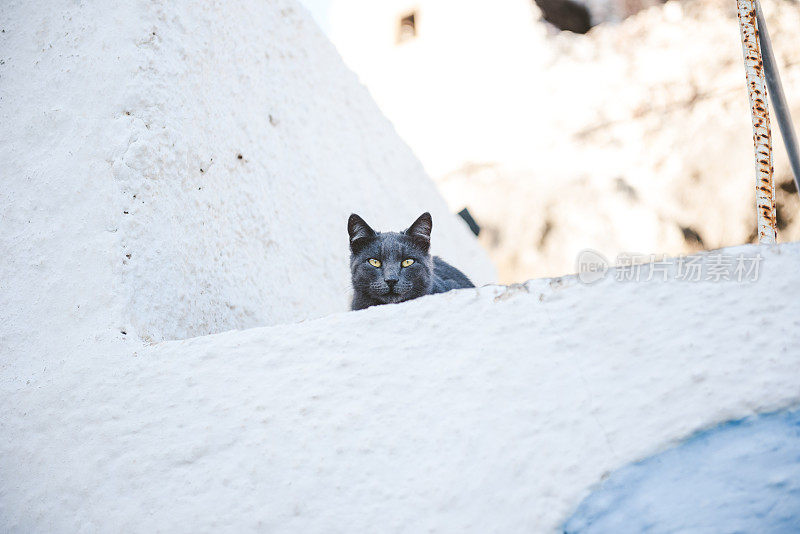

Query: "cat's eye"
<box><xmin>368</xmin><ymin>258</ymin><xmax>381</xmax><ymax>267</ymax></box>
<box><xmin>402</xmin><ymin>258</ymin><xmax>415</xmax><ymax>267</ymax></box>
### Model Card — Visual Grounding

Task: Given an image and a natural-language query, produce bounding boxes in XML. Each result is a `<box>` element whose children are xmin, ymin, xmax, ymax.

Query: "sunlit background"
<box><xmin>300</xmin><ymin>0</ymin><xmax>800</xmax><ymax>283</ymax></box>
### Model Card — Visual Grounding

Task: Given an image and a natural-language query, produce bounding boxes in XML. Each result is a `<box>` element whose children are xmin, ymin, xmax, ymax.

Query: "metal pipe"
<box><xmin>736</xmin><ymin>0</ymin><xmax>777</xmax><ymax>244</ymax></box>
<box><xmin>755</xmin><ymin>0</ymin><xmax>800</xmax><ymax>196</ymax></box>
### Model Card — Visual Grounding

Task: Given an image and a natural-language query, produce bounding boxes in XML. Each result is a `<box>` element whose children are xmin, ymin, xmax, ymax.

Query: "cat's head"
<box><xmin>348</xmin><ymin>212</ymin><xmax>434</xmax><ymax>304</ymax></box>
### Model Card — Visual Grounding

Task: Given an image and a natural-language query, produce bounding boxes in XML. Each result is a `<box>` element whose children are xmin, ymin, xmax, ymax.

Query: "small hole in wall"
<box><xmin>397</xmin><ymin>11</ymin><xmax>417</xmax><ymax>44</ymax></box>
<box><xmin>532</xmin><ymin>0</ymin><xmax>592</xmax><ymax>34</ymax></box>
<box><xmin>237</xmin><ymin>154</ymin><xmax>243</xmax><ymax>159</ymax></box>
<box><xmin>120</xmin><ymin>330</ymin><xmax>127</xmax><ymax>335</ymax></box>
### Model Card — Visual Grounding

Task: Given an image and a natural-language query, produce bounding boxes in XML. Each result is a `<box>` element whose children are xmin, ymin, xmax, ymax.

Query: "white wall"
<box><xmin>3</xmin><ymin>242</ymin><xmax>798</xmax><ymax>532</ymax></box>
<box><xmin>0</xmin><ymin>0</ymin><xmax>494</xmax><ymax>355</ymax></box>
<box><xmin>331</xmin><ymin>0</ymin><xmax>548</xmax><ymax>178</ymax></box>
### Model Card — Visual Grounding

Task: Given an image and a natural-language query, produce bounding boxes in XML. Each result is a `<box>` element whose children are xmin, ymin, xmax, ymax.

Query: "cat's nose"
<box><xmin>385</xmin><ymin>278</ymin><xmax>398</xmax><ymax>289</ymax></box>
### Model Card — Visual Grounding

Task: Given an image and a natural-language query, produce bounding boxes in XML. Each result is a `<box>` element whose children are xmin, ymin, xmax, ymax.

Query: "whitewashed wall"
<box><xmin>0</xmin><ymin>0</ymin><xmax>494</xmax><ymax>354</ymax></box>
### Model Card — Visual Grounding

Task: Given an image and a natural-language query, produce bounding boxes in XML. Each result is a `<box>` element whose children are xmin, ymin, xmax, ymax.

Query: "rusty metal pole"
<box><xmin>736</xmin><ymin>0</ymin><xmax>777</xmax><ymax>244</ymax></box>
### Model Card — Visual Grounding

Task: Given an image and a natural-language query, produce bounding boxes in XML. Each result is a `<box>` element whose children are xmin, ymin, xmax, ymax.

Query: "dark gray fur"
<box><xmin>348</xmin><ymin>212</ymin><xmax>475</xmax><ymax>310</ymax></box>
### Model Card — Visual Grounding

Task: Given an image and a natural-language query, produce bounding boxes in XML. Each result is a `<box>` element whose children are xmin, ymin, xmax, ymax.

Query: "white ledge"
<box><xmin>3</xmin><ymin>242</ymin><xmax>799</xmax><ymax>532</ymax></box>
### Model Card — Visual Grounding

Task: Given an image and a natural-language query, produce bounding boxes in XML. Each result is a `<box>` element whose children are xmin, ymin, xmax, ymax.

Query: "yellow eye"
<box><xmin>401</xmin><ymin>258</ymin><xmax>415</xmax><ymax>267</ymax></box>
<box><xmin>368</xmin><ymin>258</ymin><xmax>381</xmax><ymax>267</ymax></box>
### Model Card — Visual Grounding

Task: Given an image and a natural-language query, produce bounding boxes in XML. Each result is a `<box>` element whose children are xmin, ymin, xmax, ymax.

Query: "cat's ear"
<box><xmin>405</xmin><ymin>212</ymin><xmax>432</xmax><ymax>252</ymax></box>
<box><xmin>348</xmin><ymin>213</ymin><xmax>376</xmax><ymax>252</ymax></box>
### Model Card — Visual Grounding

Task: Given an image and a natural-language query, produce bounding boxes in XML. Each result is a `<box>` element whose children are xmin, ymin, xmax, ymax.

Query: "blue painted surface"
<box><xmin>564</xmin><ymin>408</ymin><xmax>800</xmax><ymax>533</ymax></box>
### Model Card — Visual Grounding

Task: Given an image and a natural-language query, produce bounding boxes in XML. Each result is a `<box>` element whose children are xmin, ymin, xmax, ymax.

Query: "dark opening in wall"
<box><xmin>397</xmin><ymin>11</ymin><xmax>417</xmax><ymax>44</ymax></box>
<box><xmin>680</xmin><ymin>226</ymin><xmax>705</xmax><ymax>248</ymax></box>
<box><xmin>533</xmin><ymin>0</ymin><xmax>592</xmax><ymax>34</ymax></box>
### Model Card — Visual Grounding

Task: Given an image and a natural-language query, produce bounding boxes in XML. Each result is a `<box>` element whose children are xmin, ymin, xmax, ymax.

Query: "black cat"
<box><xmin>348</xmin><ymin>212</ymin><xmax>474</xmax><ymax>310</ymax></box>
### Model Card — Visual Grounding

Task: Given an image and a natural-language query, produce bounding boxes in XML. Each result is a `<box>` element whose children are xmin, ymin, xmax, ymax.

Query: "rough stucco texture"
<box><xmin>0</xmin><ymin>0</ymin><xmax>494</xmax><ymax>354</ymax></box>
<box><xmin>2</xmin><ymin>243</ymin><xmax>798</xmax><ymax>532</ymax></box>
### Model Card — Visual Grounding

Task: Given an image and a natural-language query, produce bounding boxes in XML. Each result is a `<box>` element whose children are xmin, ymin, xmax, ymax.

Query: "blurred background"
<box><xmin>300</xmin><ymin>0</ymin><xmax>800</xmax><ymax>283</ymax></box>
